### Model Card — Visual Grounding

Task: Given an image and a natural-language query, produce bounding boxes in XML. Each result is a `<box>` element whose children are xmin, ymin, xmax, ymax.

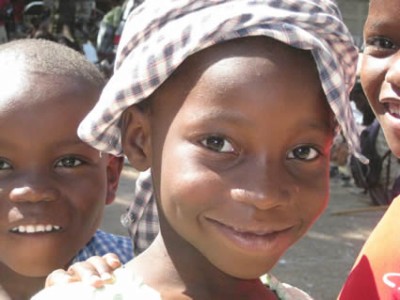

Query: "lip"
<box><xmin>9</xmin><ymin>223</ymin><xmax>63</xmax><ymax>234</ymax></box>
<box><xmin>206</xmin><ymin>218</ymin><xmax>294</xmax><ymax>253</ymax></box>
<box><xmin>382</xmin><ymin>97</ymin><xmax>400</xmax><ymax>113</ymax></box>
<box><xmin>379</xmin><ymin>98</ymin><xmax>400</xmax><ymax>128</ymax></box>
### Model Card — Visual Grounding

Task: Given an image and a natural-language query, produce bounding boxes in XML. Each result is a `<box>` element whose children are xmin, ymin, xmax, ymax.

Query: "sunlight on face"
<box><xmin>361</xmin><ymin>0</ymin><xmax>400</xmax><ymax>157</ymax></box>
<box><xmin>146</xmin><ymin>37</ymin><xmax>334</xmax><ymax>278</ymax></box>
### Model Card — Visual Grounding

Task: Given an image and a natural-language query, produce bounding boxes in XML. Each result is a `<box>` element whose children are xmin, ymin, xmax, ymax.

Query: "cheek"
<box><xmin>158</xmin><ymin>145</ymin><xmax>221</xmax><ymax>230</ymax></box>
<box><xmin>294</xmin><ymin>162</ymin><xmax>330</xmax><ymax>225</ymax></box>
<box><xmin>65</xmin><ymin>173</ymin><xmax>107</xmax><ymax>221</ymax></box>
<box><xmin>160</xmin><ymin>159</ymin><xmax>216</xmax><ymax>212</ymax></box>
<box><xmin>360</xmin><ymin>58</ymin><xmax>383</xmax><ymax>111</ymax></box>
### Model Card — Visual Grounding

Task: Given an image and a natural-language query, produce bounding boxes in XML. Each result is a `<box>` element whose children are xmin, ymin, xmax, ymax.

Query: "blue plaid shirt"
<box><xmin>72</xmin><ymin>230</ymin><xmax>133</xmax><ymax>264</ymax></box>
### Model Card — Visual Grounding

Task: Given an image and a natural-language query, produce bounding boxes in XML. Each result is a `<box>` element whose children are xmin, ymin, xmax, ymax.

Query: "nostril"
<box><xmin>9</xmin><ymin>186</ymin><xmax>57</xmax><ymax>202</ymax></box>
<box><xmin>230</xmin><ymin>187</ymin><xmax>289</xmax><ymax>210</ymax></box>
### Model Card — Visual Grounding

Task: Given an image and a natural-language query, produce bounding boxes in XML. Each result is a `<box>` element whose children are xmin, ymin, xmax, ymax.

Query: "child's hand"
<box><xmin>45</xmin><ymin>253</ymin><xmax>122</xmax><ymax>289</ymax></box>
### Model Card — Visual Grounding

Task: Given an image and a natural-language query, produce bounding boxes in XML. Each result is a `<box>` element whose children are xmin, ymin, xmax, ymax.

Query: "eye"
<box><xmin>0</xmin><ymin>159</ymin><xmax>11</xmax><ymax>170</ymax></box>
<box><xmin>55</xmin><ymin>156</ymin><xmax>84</xmax><ymax>168</ymax></box>
<box><xmin>365</xmin><ymin>37</ymin><xmax>396</xmax><ymax>50</ymax></box>
<box><xmin>287</xmin><ymin>145</ymin><xmax>320</xmax><ymax>161</ymax></box>
<box><xmin>200</xmin><ymin>136</ymin><xmax>235</xmax><ymax>153</ymax></box>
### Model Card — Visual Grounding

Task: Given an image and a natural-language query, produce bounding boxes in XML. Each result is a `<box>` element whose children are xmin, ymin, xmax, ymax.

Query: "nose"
<box><xmin>9</xmin><ymin>175</ymin><xmax>59</xmax><ymax>203</ymax></box>
<box><xmin>9</xmin><ymin>186</ymin><xmax>58</xmax><ymax>203</ymax></box>
<box><xmin>230</xmin><ymin>161</ymin><xmax>294</xmax><ymax>210</ymax></box>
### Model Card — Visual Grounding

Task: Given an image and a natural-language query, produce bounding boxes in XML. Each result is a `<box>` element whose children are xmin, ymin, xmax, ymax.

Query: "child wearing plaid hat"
<box><xmin>33</xmin><ymin>0</ymin><xmax>363</xmax><ymax>299</ymax></box>
<box><xmin>0</xmin><ymin>39</ymin><xmax>134</xmax><ymax>300</ymax></box>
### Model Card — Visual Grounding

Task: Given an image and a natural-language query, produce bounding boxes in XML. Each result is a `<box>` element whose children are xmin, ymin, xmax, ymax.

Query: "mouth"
<box><xmin>384</xmin><ymin>102</ymin><xmax>400</xmax><ymax>119</ymax></box>
<box><xmin>10</xmin><ymin>224</ymin><xmax>62</xmax><ymax>234</ymax></box>
<box><xmin>207</xmin><ymin>218</ymin><xmax>294</xmax><ymax>252</ymax></box>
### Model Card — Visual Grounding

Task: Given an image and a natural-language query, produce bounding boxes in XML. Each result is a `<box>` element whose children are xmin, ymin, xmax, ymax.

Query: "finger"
<box><xmin>67</xmin><ymin>260</ymin><xmax>108</xmax><ymax>288</ymax></box>
<box><xmin>84</xmin><ymin>256</ymin><xmax>118</xmax><ymax>284</ymax></box>
<box><xmin>103</xmin><ymin>253</ymin><xmax>122</xmax><ymax>269</ymax></box>
<box><xmin>45</xmin><ymin>269</ymin><xmax>76</xmax><ymax>287</ymax></box>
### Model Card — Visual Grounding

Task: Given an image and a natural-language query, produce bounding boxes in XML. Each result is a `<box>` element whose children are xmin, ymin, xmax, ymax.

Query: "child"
<box><xmin>339</xmin><ymin>0</ymin><xmax>400</xmax><ymax>298</ymax></box>
<box><xmin>0</xmin><ymin>39</ymin><xmax>134</xmax><ymax>299</ymax></box>
<box><xmin>33</xmin><ymin>0</ymin><xmax>364</xmax><ymax>299</ymax></box>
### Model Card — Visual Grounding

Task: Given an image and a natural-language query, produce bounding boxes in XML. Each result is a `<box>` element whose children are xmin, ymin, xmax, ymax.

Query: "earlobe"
<box><xmin>105</xmin><ymin>155</ymin><xmax>124</xmax><ymax>205</ymax></box>
<box><xmin>120</xmin><ymin>106</ymin><xmax>152</xmax><ymax>171</ymax></box>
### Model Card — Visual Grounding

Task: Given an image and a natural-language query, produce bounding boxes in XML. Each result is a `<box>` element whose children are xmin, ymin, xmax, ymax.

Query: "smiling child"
<box><xmin>33</xmin><ymin>1</ymin><xmax>363</xmax><ymax>299</ymax></box>
<box><xmin>0</xmin><ymin>39</ymin><xmax>133</xmax><ymax>299</ymax></box>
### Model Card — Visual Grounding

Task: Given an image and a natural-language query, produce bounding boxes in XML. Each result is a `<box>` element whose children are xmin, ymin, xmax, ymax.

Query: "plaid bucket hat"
<box><xmin>78</xmin><ymin>0</ymin><xmax>366</xmax><ymax>163</ymax></box>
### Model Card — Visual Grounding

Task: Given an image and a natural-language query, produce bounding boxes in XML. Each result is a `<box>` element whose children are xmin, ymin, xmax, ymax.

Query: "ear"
<box><xmin>105</xmin><ymin>155</ymin><xmax>124</xmax><ymax>205</ymax></box>
<box><xmin>120</xmin><ymin>105</ymin><xmax>152</xmax><ymax>171</ymax></box>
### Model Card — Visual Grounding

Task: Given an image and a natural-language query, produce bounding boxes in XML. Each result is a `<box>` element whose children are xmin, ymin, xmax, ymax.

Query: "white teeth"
<box><xmin>387</xmin><ymin>103</ymin><xmax>400</xmax><ymax>116</ymax></box>
<box><xmin>231</xmin><ymin>226</ymin><xmax>270</xmax><ymax>235</ymax></box>
<box><xmin>10</xmin><ymin>224</ymin><xmax>62</xmax><ymax>233</ymax></box>
<box><xmin>26</xmin><ymin>225</ymin><xmax>35</xmax><ymax>233</ymax></box>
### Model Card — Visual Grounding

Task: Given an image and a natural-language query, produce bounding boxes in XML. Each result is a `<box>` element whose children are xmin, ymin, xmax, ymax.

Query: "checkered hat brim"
<box><xmin>78</xmin><ymin>0</ymin><xmax>366</xmax><ymax>163</ymax></box>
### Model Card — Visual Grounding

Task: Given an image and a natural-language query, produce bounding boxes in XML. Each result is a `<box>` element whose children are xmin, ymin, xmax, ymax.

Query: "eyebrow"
<box><xmin>187</xmin><ymin>109</ymin><xmax>252</xmax><ymax>126</ymax></box>
<box><xmin>187</xmin><ymin>109</ymin><xmax>332</xmax><ymax>132</ymax></box>
<box><xmin>0</xmin><ymin>138</ymin><xmax>87</xmax><ymax>151</ymax></box>
<box><xmin>49</xmin><ymin>138</ymin><xmax>92</xmax><ymax>149</ymax></box>
<box><xmin>365</xmin><ymin>19</ymin><xmax>392</xmax><ymax>32</ymax></box>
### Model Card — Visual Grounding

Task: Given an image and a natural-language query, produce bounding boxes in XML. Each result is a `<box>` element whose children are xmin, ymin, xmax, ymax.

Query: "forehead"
<box><xmin>148</xmin><ymin>37</ymin><xmax>329</xmax><ymax>129</ymax></box>
<box><xmin>0</xmin><ymin>67</ymin><xmax>100</xmax><ymax>111</ymax></box>
<box><xmin>366</xmin><ymin>0</ymin><xmax>400</xmax><ymax>23</ymax></box>
<box><xmin>159</xmin><ymin>37</ymin><xmax>321</xmax><ymax>99</ymax></box>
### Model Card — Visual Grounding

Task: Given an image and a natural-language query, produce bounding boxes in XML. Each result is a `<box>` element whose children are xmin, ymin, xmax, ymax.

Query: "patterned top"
<box><xmin>32</xmin><ymin>268</ymin><xmax>312</xmax><ymax>300</ymax></box>
<box><xmin>77</xmin><ymin>0</ymin><xmax>365</xmax><ymax>164</ymax></box>
<box><xmin>120</xmin><ymin>169</ymin><xmax>159</xmax><ymax>256</ymax></box>
<box><xmin>72</xmin><ymin>230</ymin><xmax>134</xmax><ymax>264</ymax></box>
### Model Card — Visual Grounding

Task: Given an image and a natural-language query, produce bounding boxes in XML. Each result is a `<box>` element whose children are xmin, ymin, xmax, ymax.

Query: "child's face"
<box><xmin>361</xmin><ymin>0</ymin><xmax>400</xmax><ymax>156</ymax></box>
<box><xmin>124</xmin><ymin>38</ymin><xmax>333</xmax><ymax>278</ymax></box>
<box><xmin>0</xmin><ymin>71</ymin><xmax>122</xmax><ymax>277</ymax></box>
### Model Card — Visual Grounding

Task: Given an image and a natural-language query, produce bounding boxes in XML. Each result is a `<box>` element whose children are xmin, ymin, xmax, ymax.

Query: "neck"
<box><xmin>131</xmin><ymin>231</ymin><xmax>277</xmax><ymax>300</ymax></box>
<box><xmin>0</xmin><ymin>263</ymin><xmax>46</xmax><ymax>300</ymax></box>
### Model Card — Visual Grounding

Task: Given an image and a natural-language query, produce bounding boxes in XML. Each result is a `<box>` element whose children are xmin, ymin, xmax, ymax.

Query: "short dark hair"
<box><xmin>0</xmin><ymin>39</ymin><xmax>105</xmax><ymax>89</ymax></box>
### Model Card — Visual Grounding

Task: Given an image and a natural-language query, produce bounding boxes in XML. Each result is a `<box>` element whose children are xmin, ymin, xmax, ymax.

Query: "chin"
<box><xmin>9</xmin><ymin>257</ymin><xmax>66</xmax><ymax>278</ymax></box>
<box><xmin>218</xmin><ymin>257</ymin><xmax>280</xmax><ymax>280</ymax></box>
<box><xmin>382</xmin><ymin>126</ymin><xmax>400</xmax><ymax>159</ymax></box>
<box><xmin>387</xmin><ymin>139</ymin><xmax>400</xmax><ymax>159</ymax></box>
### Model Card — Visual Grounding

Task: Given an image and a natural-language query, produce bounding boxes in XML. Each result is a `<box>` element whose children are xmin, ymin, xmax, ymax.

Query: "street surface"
<box><xmin>101</xmin><ymin>165</ymin><xmax>385</xmax><ymax>300</ymax></box>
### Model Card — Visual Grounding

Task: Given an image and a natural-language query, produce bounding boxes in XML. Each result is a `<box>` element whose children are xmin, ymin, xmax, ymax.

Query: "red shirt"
<box><xmin>339</xmin><ymin>196</ymin><xmax>400</xmax><ymax>299</ymax></box>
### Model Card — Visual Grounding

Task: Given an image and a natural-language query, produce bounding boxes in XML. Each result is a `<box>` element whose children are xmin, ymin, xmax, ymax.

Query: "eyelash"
<box><xmin>0</xmin><ymin>158</ymin><xmax>12</xmax><ymax>170</ymax></box>
<box><xmin>364</xmin><ymin>36</ymin><xmax>397</xmax><ymax>55</ymax></box>
<box><xmin>200</xmin><ymin>136</ymin><xmax>321</xmax><ymax>161</ymax></box>
<box><xmin>54</xmin><ymin>156</ymin><xmax>85</xmax><ymax>168</ymax></box>
<box><xmin>200</xmin><ymin>135</ymin><xmax>235</xmax><ymax>153</ymax></box>
<box><xmin>287</xmin><ymin>145</ymin><xmax>321</xmax><ymax>162</ymax></box>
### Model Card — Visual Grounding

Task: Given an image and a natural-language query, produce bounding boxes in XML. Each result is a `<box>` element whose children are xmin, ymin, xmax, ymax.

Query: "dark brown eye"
<box><xmin>55</xmin><ymin>157</ymin><xmax>83</xmax><ymax>168</ymax></box>
<box><xmin>201</xmin><ymin>136</ymin><xmax>234</xmax><ymax>153</ymax></box>
<box><xmin>0</xmin><ymin>159</ymin><xmax>11</xmax><ymax>170</ymax></box>
<box><xmin>366</xmin><ymin>37</ymin><xmax>396</xmax><ymax>50</ymax></box>
<box><xmin>288</xmin><ymin>146</ymin><xmax>320</xmax><ymax>161</ymax></box>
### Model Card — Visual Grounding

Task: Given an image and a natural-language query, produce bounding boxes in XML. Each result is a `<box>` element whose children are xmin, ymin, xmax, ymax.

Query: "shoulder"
<box><xmin>261</xmin><ymin>274</ymin><xmax>314</xmax><ymax>300</ymax></box>
<box><xmin>74</xmin><ymin>230</ymin><xmax>133</xmax><ymax>264</ymax></box>
<box><xmin>32</xmin><ymin>267</ymin><xmax>161</xmax><ymax>300</ymax></box>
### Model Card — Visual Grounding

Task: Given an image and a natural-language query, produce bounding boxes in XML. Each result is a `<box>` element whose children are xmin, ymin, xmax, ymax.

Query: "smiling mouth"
<box><xmin>10</xmin><ymin>224</ymin><xmax>62</xmax><ymax>234</ymax></box>
<box><xmin>385</xmin><ymin>103</ymin><xmax>400</xmax><ymax>118</ymax></box>
<box><xmin>207</xmin><ymin>218</ymin><xmax>293</xmax><ymax>252</ymax></box>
